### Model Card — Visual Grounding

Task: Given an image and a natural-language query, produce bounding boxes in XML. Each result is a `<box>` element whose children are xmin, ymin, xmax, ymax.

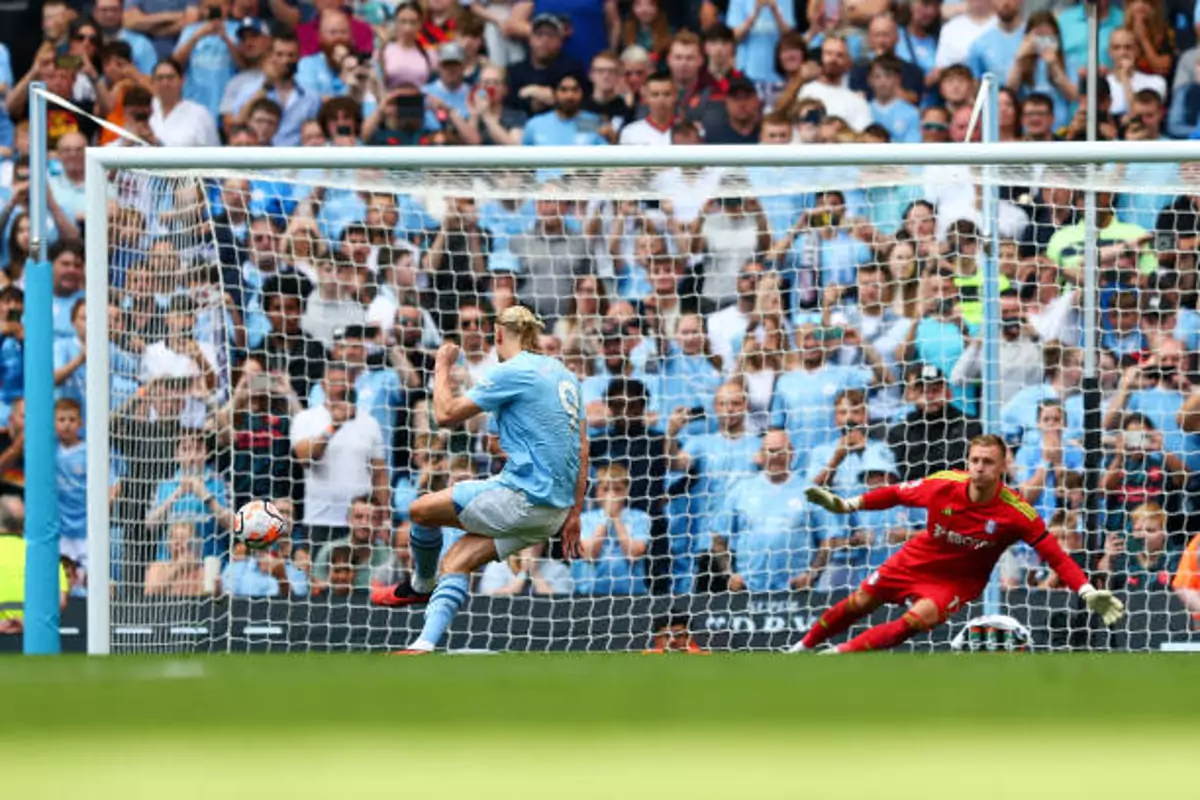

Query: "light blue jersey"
<box><xmin>724</xmin><ymin>473</ymin><xmax>826</xmax><ymax>593</ymax></box>
<box><xmin>966</xmin><ymin>26</ymin><xmax>1024</xmax><ymax>81</ymax></box>
<box><xmin>53</xmin><ymin>292</ymin><xmax>84</xmax><ymax>342</ymax></box>
<box><xmin>521</xmin><ymin>111</ymin><xmax>607</xmax><ymax>146</ymax></box>
<box><xmin>726</xmin><ymin>0</ymin><xmax>796</xmax><ymax>83</ymax></box>
<box><xmin>154</xmin><ymin>468</ymin><xmax>230</xmax><ymax>560</ymax></box>
<box><xmin>770</xmin><ymin>364</ymin><xmax>872</xmax><ymax>452</ymax></box>
<box><xmin>222</xmin><ymin>558</ymin><xmax>309</xmax><ymax>597</ymax></box>
<box><xmin>803</xmin><ymin>439</ymin><xmax>896</xmax><ymax>498</ymax></box>
<box><xmin>466</xmin><ymin>351</ymin><xmax>582</xmax><ymax>508</ymax></box>
<box><xmin>176</xmin><ymin>20</ymin><xmax>243</xmax><ymax>121</ymax></box>
<box><xmin>1001</xmin><ymin>384</ymin><xmax>1084</xmax><ymax>449</ymax></box>
<box><xmin>572</xmin><ymin>507</ymin><xmax>652</xmax><ymax>595</ymax></box>
<box><xmin>870</xmin><ymin>98</ymin><xmax>922</xmax><ymax>144</ymax></box>
<box><xmin>1014</xmin><ymin>442</ymin><xmax>1085</xmax><ymax>523</ymax></box>
<box><xmin>53</xmin><ymin>335</ymin><xmax>86</xmax><ymax>407</ymax></box>
<box><xmin>57</xmin><ymin>441</ymin><xmax>88</xmax><ymax>543</ymax></box>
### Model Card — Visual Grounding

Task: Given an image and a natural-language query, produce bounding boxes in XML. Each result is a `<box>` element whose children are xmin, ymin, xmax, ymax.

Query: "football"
<box><xmin>233</xmin><ymin>500</ymin><xmax>288</xmax><ymax>550</ymax></box>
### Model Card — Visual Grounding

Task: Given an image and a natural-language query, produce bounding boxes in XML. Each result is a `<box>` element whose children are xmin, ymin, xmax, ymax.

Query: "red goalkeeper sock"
<box><xmin>801</xmin><ymin>596</ymin><xmax>865</xmax><ymax>649</ymax></box>
<box><xmin>838</xmin><ymin>614</ymin><xmax>921</xmax><ymax>653</ymax></box>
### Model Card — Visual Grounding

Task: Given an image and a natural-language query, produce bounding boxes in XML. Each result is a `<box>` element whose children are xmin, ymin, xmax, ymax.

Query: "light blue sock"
<box><xmin>409</xmin><ymin>523</ymin><xmax>442</xmax><ymax>592</ymax></box>
<box><xmin>413</xmin><ymin>573</ymin><xmax>469</xmax><ymax>650</ymax></box>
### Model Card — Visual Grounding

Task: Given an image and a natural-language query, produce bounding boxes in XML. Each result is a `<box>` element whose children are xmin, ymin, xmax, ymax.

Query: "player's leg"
<box><xmin>834</xmin><ymin>597</ymin><xmax>943</xmax><ymax>653</ymax></box>
<box><xmin>404</xmin><ymin>533</ymin><xmax>499</xmax><ymax>653</ymax></box>
<box><xmin>406</xmin><ymin>488</ymin><xmax>463</xmax><ymax>593</ymax></box>
<box><xmin>790</xmin><ymin>588</ymin><xmax>884</xmax><ymax>651</ymax></box>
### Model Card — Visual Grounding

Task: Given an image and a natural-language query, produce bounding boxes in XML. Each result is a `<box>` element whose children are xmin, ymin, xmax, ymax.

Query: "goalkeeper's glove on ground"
<box><xmin>1079</xmin><ymin>584</ymin><xmax>1125</xmax><ymax>626</ymax></box>
<box><xmin>805</xmin><ymin>486</ymin><xmax>859</xmax><ymax>514</ymax></box>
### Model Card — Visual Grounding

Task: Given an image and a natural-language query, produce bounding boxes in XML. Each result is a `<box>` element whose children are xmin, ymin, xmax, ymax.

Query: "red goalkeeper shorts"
<box><xmin>860</xmin><ymin>564</ymin><xmax>986</xmax><ymax>620</ymax></box>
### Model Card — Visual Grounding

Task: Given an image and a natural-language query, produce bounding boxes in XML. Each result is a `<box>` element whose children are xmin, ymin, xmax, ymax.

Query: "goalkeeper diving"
<box><xmin>380</xmin><ymin>305</ymin><xmax>585</xmax><ymax>653</ymax></box>
<box><xmin>791</xmin><ymin>434</ymin><xmax>1124</xmax><ymax>653</ymax></box>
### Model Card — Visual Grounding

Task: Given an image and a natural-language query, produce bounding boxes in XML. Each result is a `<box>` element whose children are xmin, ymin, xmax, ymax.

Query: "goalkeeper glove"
<box><xmin>805</xmin><ymin>486</ymin><xmax>858</xmax><ymax>514</ymax></box>
<box><xmin>1079</xmin><ymin>584</ymin><xmax>1125</xmax><ymax>626</ymax></box>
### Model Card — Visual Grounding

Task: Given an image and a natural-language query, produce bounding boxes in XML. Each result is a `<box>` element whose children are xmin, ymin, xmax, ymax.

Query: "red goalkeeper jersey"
<box><xmin>860</xmin><ymin>471</ymin><xmax>1088</xmax><ymax>592</ymax></box>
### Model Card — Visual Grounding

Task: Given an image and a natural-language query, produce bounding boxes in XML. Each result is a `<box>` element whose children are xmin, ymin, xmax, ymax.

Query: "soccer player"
<box><xmin>791</xmin><ymin>434</ymin><xmax>1125</xmax><ymax>653</ymax></box>
<box><xmin>384</xmin><ymin>306</ymin><xmax>585</xmax><ymax>653</ymax></box>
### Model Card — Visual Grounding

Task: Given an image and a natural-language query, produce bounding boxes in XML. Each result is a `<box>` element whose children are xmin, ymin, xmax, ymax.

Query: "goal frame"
<box><xmin>83</xmin><ymin>140</ymin><xmax>1200</xmax><ymax>655</ymax></box>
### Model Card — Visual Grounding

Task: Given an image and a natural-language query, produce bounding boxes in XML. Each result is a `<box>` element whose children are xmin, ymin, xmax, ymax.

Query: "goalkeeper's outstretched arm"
<box><xmin>806</xmin><ymin>484</ymin><xmax>908</xmax><ymax>514</ymax></box>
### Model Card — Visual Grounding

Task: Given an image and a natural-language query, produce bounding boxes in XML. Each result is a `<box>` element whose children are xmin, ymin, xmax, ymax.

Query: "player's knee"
<box><xmin>408</xmin><ymin>495</ymin><xmax>435</xmax><ymax>526</ymax></box>
<box><xmin>904</xmin><ymin>605</ymin><xmax>941</xmax><ymax>631</ymax></box>
<box><xmin>849</xmin><ymin>589</ymin><xmax>876</xmax><ymax>613</ymax></box>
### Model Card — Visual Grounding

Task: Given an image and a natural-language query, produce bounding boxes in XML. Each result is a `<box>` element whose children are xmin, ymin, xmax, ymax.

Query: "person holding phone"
<box><xmin>171</xmin><ymin>0</ymin><xmax>244</xmax><ymax>121</ymax></box>
<box><xmin>1102</xmin><ymin>413</ymin><xmax>1186</xmax><ymax>534</ymax></box>
<box><xmin>1006</xmin><ymin>11</ymin><xmax>1078</xmax><ymax>130</ymax></box>
<box><xmin>231</xmin><ymin>30</ymin><xmax>321</xmax><ymax>145</ymax></box>
<box><xmin>453</xmin><ymin>63</ymin><xmax>526</xmax><ymax>145</ymax></box>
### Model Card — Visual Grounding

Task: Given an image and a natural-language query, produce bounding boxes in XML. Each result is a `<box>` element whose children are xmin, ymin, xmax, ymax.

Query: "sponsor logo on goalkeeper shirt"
<box><xmin>932</xmin><ymin>523</ymin><xmax>994</xmax><ymax>550</ymax></box>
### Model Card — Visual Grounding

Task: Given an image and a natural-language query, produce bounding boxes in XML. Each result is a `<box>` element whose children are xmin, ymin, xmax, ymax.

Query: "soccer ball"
<box><xmin>234</xmin><ymin>500</ymin><xmax>288</xmax><ymax>550</ymax></box>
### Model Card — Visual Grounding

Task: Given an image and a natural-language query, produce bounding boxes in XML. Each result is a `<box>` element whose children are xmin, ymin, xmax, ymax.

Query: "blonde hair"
<box><xmin>595</xmin><ymin>461</ymin><xmax>630</xmax><ymax>484</ymax></box>
<box><xmin>1130</xmin><ymin>502</ymin><xmax>1166</xmax><ymax>529</ymax></box>
<box><xmin>497</xmin><ymin>305</ymin><xmax>546</xmax><ymax>352</ymax></box>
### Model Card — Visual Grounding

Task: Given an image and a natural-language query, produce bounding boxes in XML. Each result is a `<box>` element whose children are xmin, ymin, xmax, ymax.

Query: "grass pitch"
<box><xmin>3</xmin><ymin>654</ymin><xmax>1197</xmax><ymax>799</ymax></box>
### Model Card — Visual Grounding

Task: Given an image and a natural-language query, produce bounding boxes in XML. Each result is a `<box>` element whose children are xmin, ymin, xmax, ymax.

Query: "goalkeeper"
<box><xmin>790</xmin><ymin>434</ymin><xmax>1124</xmax><ymax>653</ymax></box>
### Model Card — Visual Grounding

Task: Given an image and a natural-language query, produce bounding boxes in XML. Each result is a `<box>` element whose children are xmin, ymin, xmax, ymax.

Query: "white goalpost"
<box><xmin>84</xmin><ymin>141</ymin><xmax>1200</xmax><ymax>655</ymax></box>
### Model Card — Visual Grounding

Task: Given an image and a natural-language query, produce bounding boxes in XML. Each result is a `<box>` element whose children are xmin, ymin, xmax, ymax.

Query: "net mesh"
<box><xmin>95</xmin><ymin>156</ymin><xmax>1200</xmax><ymax>653</ymax></box>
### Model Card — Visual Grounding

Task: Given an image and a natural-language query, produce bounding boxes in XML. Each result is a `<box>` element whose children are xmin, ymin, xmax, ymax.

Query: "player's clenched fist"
<box><xmin>805</xmin><ymin>486</ymin><xmax>857</xmax><ymax>514</ymax></box>
<box><xmin>435</xmin><ymin>342</ymin><xmax>461</xmax><ymax>370</ymax></box>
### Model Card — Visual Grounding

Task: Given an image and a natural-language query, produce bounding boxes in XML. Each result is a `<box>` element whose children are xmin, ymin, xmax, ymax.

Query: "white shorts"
<box><xmin>451</xmin><ymin>479</ymin><xmax>570</xmax><ymax>559</ymax></box>
<box><xmin>60</xmin><ymin>536</ymin><xmax>87</xmax><ymax>569</ymax></box>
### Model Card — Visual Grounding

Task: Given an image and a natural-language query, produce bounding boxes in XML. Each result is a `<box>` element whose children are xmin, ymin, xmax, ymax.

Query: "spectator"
<box><xmin>1098</xmin><ymin>500</ymin><xmax>1180</xmax><ymax>591</ymax></box>
<box><xmin>1108</xmin><ymin>27</ymin><xmax>1168</xmax><ymax>118</ymax></box>
<box><xmin>950</xmin><ymin>290</ymin><xmax>1044</xmax><ymax>405</ymax></box>
<box><xmin>509</xmin><ymin>182</ymin><xmax>592</xmax><ymax>322</ymax></box>
<box><xmin>770</xmin><ymin>190</ymin><xmax>870</xmax><ymax>313</ymax></box>
<box><xmin>850</xmin><ymin>14</ymin><xmax>925</xmax><ymax>105</ymax></box>
<box><xmin>619</xmin><ymin>72</ymin><xmax>675</xmax><ymax>145</ymax></box>
<box><xmin>702</xmin><ymin>23</ymin><xmax>742</xmax><ymax>99</ymax></box>
<box><xmin>706</xmin><ymin>261</ymin><xmax>762</xmax><ymax>371</ymax></box>
<box><xmin>365</xmin><ymin>82</ymin><xmax>436</xmax><ymax>146</ymax></box>
<box><xmin>1046</xmin><ymin>191</ymin><xmax>1157</xmax><ymax>282</ymax></box>
<box><xmin>219</xmin><ymin>21</ymin><xmax>272</xmax><ymax>130</ymax></box>
<box><xmin>934</xmin><ymin>0</ymin><xmax>996</xmax><ymax>74</ymax></box>
<box><xmin>254</xmin><ymin>273</ymin><xmax>326</xmax><ymax>410</ymax></box>
<box><xmin>573</xmin><ymin>462</ymin><xmax>651</xmax><ymax>595</ymax></box>
<box><xmin>1101</xmin><ymin>412</ymin><xmax>1186</xmax><ymax>530</ymax></box>
<box><xmin>94</xmin><ymin>0</ymin><xmax>159</xmax><ymax>76</ymax></box>
<box><xmin>1015</xmin><ymin>399</ymin><xmax>1085</xmax><ymax>524</ymax></box>
<box><xmin>888</xmin><ymin>364</ymin><xmax>982</xmax><ymax>483</ymax></box>
<box><xmin>1002</xmin><ymin>345</ymin><xmax>1085</xmax><ymax>450</ymax></box>
<box><xmin>865</xmin><ymin>56</ymin><xmax>921</xmax><ymax>144</ymax></box>
<box><xmin>619</xmin><ymin>45</ymin><xmax>652</xmax><ymax>113</ymax></box>
<box><xmin>507</xmin><ymin>2</ymin><xmax>614</xmax><ymax>68</ymax></box>
<box><xmin>52</xmin><ymin>298</ymin><xmax>86</xmax><ymax>410</ymax></box>
<box><xmin>296</xmin><ymin>10</ymin><xmax>353</xmax><ymax>100</ymax></box>
<box><xmin>231</xmin><ymin>30</ymin><xmax>322</xmax><ymax>146</ymax></box>
<box><xmin>146</xmin><ymin>432</ymin><xmax>233</xmax><ymax>560</ymax></box>
<box><xmin>582</xmin><ymin>50</ymin><xmax>632</xmax><ymax>128</ymax></box>
<box><xmin>0</xmin><ymin>397</ymin><xmax>23</xmax><ymax>497</ymax></box>
<box><xmin>1006</xmin><ymin>11</ymin><xmax>1078</xmax><ymax>130</ymax></box>
<box><xmin>693</xmin><ymin>179</ymin><xmax>771</xmax><ymax>310</ymax></box>
<box><xmin>469</xmin><ymin>1</ymin><xmax>525</xmax><ymax>69</ymax></box>
<box><xmin>210</xmin><ymin>361</ymin><xmax>300</xmax><ymax>511</ymax></box>
<box><xmin>521</xmin><ymin>72</ymin><xmax>606</xmax><ymax>146</ymax></box>
<box><xmin>148</xmin><ymin>57</ymin><xmax>219</xmax><ymax>146</ymax></box>
<box><xmin>1019</xmin><ymin>92</ymin><xmax>1057</xmax><ymax>141</ymax></box>
<box><xmin>1104</xmin><ymin>337</ymin><xmax>1191</xmax><ymax>455</ymax></box>
<box><xmin>172</xmin><ymin>0</ymin><xmax>245</xmax><ymax>122</ymax></box>
<box><xmin>620</xmin><ymin>0</ymin><xmax>672</xmax><ymax>59</ymax></box>
<box><xmin>919</xmin><ymin>104</ymin><xmax>951</xmax><ymax>144</ymax></box>
<box><xmin>47</xmin><ymin>132</ymin><xmax>87</xmax><ymax>226</ymax></box>
<box><xmin>144</xmin><ymin>521</ymin><xmax>208</xmax><ymax>597</ymax></box>
<box><xmin>722</xmin><ymin>428</ymin><xmax>832</xmax><ymax>593</ymax></box>
<box><xmin>727</xmin><ymin>0</ymin><xmax>794</xmax><ymax>84</ymax></box>
<box><xmin>50</xmin><ymin>240</ymin><xmax>85</xmax><ymax>343</ymax></box>
<box><xmin>54</xmin><ymin>397</ymin><xmax>87</xmax><ymax>577</ymax></box>
<box><xmin>506</xmin><ymin>13</ymin><xmax>585</xmax><ymax>116</ymax></box>
<box><xmin>772</xmin><ymin>323</ymin><xmax>874</xmax><ymax>454</ymax></box>
<box><xmin>0</xmin><ymin>496</ymin><xmax>65</xmax><ymax>635</ymax></box>
<box><xmin>381</xmin><ymin>2</ymin><xmax>434</xmax><ymax>90</ymax></box>
<box><xmin>290</xmin><ymin>361</ymin><xmax>388</xmax><ymax>547</ymax></box>
<box><xmin>424</xmin><ymin>196</ymin><xmax>490</xmax><ymax>330</ymax></box>
<box><xmin>806</xmin><ymin>387</ymin><xmax>897</xmax><ymax>499</ymax></box>
<box><xmin>552</xmin><ymin>273</ymin><xmax>606</xmax><ymax>357</ymax></box>
<box><xmin>1124</xmin><ymin>0</ymin><xmax>1173</xmax><ymax>77</ymax></box>
<box><xmin>702</xmin><ymin>75</ymin><xmax>762</xmax><ymax>144</ymax></box>
<box><xmin>222</xmin><ymin>537</ymin><xmax>309</xmax><ymax>597</ymax></box>
<box><xmin>425</xmin><ymin>41</ymin><xmax>472</xmax><ymax>121</ymax></box>
<box><xmin>300</xmin><ymin>256</ymin><xmax>365</xmax><ymax>349</ymax></box>
<box><xmin>664</xmin><ymin>30</ymin><xmax>714</xmax><ymax>119</ymax></box>
<box><xmin>312</xmin><ymin>495</ymin><xmax>390</xmax><ymax>591</ymax></box>
<box><xmin>798</xmin><ymin>37</ymin><xmax>870</xmax><ymax>132</ymax></box>
<box><xmin>479</xmin><ymin>541</ymin><xmax>571</xmax><ymax>596</ymax></box>
<box><xmin>966</xmin><ymin>0</ymin><xmax>1024</xmax><ymax>82</ymax></box>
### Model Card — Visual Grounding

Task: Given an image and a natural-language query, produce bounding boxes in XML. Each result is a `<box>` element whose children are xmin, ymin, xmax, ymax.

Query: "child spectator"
<box><xmin>53</xmin><ymin>297</ymin><xmax>86</xmax><ymax>410</ymax></box>
<box><xmin>868</xmin><ymin>56</ymin><xmax>921</xmax><ymax>144</ymax></box>
<box><xmin>55</xmin><ymin>397</ymin><xmax>87</xmax><ymax>580</ymax></box>
<box><xmin>0</xmin><ymin>286</ymin><xmax>23</xmax><ymax>412</ymax></box>
<box><xmin>573</xmin><ymin>462</ymin><xmax>651</xmax><ymax>595</ymax></box>
<box><xmin>144</xmin><ymin>522</ymin><xmax>207</xmax><ymax>597</ymax></box>
<box><xmin>146</xmin><ymin>432</ymin><xmax>234</xmax><ymax>560</ymax></box>
<box><xmin>1097</xmin><ymin>502</ymin><xmax>1179</xmax><ymax>593</ymax></box>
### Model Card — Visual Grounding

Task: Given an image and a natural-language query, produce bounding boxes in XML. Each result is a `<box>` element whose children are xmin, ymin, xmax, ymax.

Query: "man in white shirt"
<box><xmin>47</xmin><ymin>132</ymin><xmax>87</xmax><ymax>224</ymax></box>
<box><xmin>707</xmin><ymin>261</ymin><xmax>764</xmax><ymax>371</ymax></box>
<box><xmin>149</xmin><ymin>59</ymin><xmax>221</xmax><ymax>146</ymax></box>
<box><xmin>798</xmin><ymin>37</ymin><xmax>871</xmax><ymax>132</ymax></box>
<box><xmin>290</xmin><ymin>362</ymin><xmax>389</xmax><ymax>548</ymax></box>
<box><xmin>934</xmin><ymin>0</ymin><xmax>996</xmax><ymax>74</ymax></box>
<box><xmin>619</xmin><ymin>72</ymin><xmax>676</xmax><ymax>145</ymax></box>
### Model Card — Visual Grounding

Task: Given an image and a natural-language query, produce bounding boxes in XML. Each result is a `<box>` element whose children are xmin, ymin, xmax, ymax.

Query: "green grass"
<box><xmin>3</xmin><ymin>654</ymin><xmax>1198</xmax><ymax>799</ymax></box>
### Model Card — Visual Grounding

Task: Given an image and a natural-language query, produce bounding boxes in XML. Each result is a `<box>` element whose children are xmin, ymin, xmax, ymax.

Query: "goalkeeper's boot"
<box><xmin>783</xmin><ymin>640</ymin><xmax>812</xmax><ymax>653</ymax></box>
<box><xmin>373</xmin><ymin>578</ymin><xmax>433</xmax><ymax>608</ymax></box>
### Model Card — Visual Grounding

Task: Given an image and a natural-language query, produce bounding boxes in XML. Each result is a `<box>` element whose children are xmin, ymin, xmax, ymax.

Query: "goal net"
<box><xmin>87</xmin><ymin>145</ymin><xmax>1200</xmax><ymax>653</ymax></box>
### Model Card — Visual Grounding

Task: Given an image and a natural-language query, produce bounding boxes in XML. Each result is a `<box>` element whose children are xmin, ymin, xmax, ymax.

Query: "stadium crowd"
<box><xmin>2</xmin><ymin>0</ymin><xmax>1200</xmax><ymax>625</ymax></box>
